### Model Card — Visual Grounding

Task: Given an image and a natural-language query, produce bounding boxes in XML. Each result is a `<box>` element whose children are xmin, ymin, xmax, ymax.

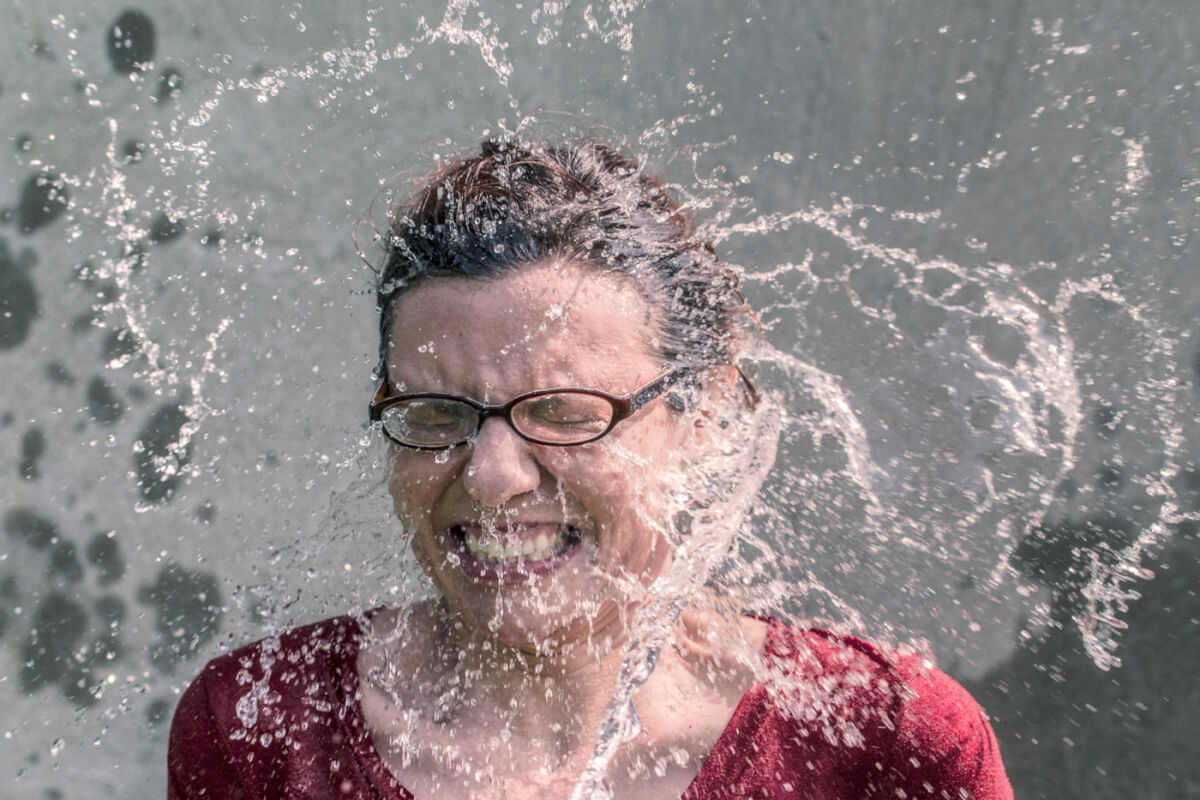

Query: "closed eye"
<box><xmin>390</xmin><ymin>399</ymin><xmax>471</xmax><ymax>430</ymax></box>
<box><xmin>523</xmin><ymin>397</ymin><xmax>604</xmax><ymax>425</ymax></box>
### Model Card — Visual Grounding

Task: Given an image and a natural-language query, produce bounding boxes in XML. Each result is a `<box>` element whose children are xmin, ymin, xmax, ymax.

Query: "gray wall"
<box><xmin>1</xmin><ymin>0</ymin><xmax>1196</xmax><ymax>797</ymax></box>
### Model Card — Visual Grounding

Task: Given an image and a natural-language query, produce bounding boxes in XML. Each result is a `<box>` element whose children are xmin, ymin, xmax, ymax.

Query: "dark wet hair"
<box><xmin>372</xmin><ymin>138</ymin><xmax>747</xmax><ymax>378</ymax></box>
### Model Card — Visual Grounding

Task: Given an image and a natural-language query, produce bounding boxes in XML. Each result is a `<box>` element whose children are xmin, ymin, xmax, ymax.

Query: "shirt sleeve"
<box><xmin>883</xmin><ymin>657</ymin><xmax>1013</xmax><ymax>800</ymax></box>
<box><xmin>167</xmin><ymin>668</ymin><xmax>251</xmax><ymax>800</ymax></box>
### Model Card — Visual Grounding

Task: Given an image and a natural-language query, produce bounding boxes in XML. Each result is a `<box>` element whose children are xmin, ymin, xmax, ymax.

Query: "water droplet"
<box><xmin>235</xmin><ymin>694</ymin><xmax>258</xmax><ymax>728</ymax></box>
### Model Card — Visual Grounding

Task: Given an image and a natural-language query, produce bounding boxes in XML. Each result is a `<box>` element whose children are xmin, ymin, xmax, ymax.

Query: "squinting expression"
<box><xmin>385</xmin><ymin>259</ymin><xmax>698</xmax><ymax>652</ymax></box>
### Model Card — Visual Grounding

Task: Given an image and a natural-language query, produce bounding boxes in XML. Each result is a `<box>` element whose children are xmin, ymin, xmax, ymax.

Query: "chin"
<box><xmin>441</xmin><ymin>582</ymin><xmax>626</xmax><ymax>656</ymax></box>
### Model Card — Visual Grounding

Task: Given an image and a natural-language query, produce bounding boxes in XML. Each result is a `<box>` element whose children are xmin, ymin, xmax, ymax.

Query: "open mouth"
<box><xmin>448</xmin><ymin>522</ymin><xmax>584</xmax><ymax>583</ymax></box>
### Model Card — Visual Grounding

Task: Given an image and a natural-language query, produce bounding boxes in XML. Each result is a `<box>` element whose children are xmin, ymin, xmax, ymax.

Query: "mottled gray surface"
<box><xmin>0</xmin><ymin>0</ymin><xmax>1196</xmax><ymax>797</ymax></box>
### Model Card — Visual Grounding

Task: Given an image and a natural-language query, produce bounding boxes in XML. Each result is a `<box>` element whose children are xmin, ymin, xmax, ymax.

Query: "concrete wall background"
<box><xmin>0</xmin><ymin>0</ymin><xmax>1196</xmax><ymax>797</ymax></box>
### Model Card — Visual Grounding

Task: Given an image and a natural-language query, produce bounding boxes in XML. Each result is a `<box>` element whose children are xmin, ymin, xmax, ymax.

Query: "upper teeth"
<box><xmin>465</xmin><ymin>530</ymin><xmax>563</xmax><ymax>563</ymax></box>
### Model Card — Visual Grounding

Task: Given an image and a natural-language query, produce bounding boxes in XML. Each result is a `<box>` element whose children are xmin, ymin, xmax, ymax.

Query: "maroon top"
<box><xmin>168</xmin><ymin>614</ymin><xmax>1012</xmax><ymax>799</ymax></box>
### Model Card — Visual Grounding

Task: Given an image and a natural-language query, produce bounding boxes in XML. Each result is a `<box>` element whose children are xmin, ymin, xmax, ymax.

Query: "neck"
<box><xmin>432</xmin><ymin>602</ymin><xmax>633</xmax><ymax>753</ymax></box>
<box><xmin>358</xmin><ymin>593</ymin><xmax>766</xmax><ymax>793</ymax></box>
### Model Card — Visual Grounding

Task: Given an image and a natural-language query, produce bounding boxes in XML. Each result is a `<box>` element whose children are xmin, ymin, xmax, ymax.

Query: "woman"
<box><xmin>168</xmin><ymin>139</ymin><xmax>1012</xmax><ymax>799</ymax></box>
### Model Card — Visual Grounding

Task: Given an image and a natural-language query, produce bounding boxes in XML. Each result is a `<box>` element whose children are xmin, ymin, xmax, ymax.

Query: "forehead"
<box><xmin>386</xmin><ymin>260</ymin><xmax>660</xmax><ymax>393</ymax></box>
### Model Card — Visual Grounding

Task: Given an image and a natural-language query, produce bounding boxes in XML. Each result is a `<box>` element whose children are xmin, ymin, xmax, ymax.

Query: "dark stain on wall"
<box><xmin>154</xmin><ymin>67</ymin><xmax>183</xmax><ymax>105</ymax></box>
<box><xmin>0</xmin><ymin>575</ymin><xmax>13</xmax><ymax>640</ymax></box>
<box><xmin>20</xmin><ymin>426</ymin><xmax>46</xmax><ymax>480</ymax></box>
<box><xmin>970</xmin><ymin>527</ymin><xmax>1200</xmax><ymax>799</ymax></box>
<box><xmin>0</xmin><ymin>238</ymin><xmax>38</xmax><ymax>349</ymax></box>
<box><xmin>20</xmin><ymin>591</ymin><xmax>88</xmax><ymax>694</ymax></box>
<box><xmin>148</xmin><ymin>212</ymin><xmax>185</xmax><ymax>245</ymax></box>
<box><xmin>70</xmin><ymin>309</ymin><xmax>102</xmax><ymax>334</ymax></box>
<box><xmin>2</xmin><ymin>506</ymin><xmax>132</xmax><ymax>705</ymax></box>
<box><xmin>48</xmin><ymin>541</ymin><xmax>84</xmax><ymax>585</ymax></box>
<box><xmin>137</xmin><ymin>562</ymin><xmax>223</xmax><ymax>672</ymax></box>
<box><xmin>86</xmin><ymin>376</ymin><xmax>124</xmax><ymax>426</ymax></box>
<box><xmin>4</xmin><ymin>507</ymin><xmax>58</xmax><ymax>551</ymax></box>
<box><xmin>121</xmin><ymin>138</ymin><xmax>146</xmax><ymax>164</ymax></box>
<box><xmin>1013</xmin><ymin>509</ymin><xmax>1138</xmax><ymax>626</ymax></box>
<box><xmin>196</xmin><ymin>499</ymin><xmax>216</xmax><ymax>524</ymax></box>
<box><xmin>25</xmin><ymin>591</ymin><xmax>128</xmax><ymax>707</ymax></box>
<box><xmin>17</xmin><ymin>172</ymin><xmax>69</xmax><ymax>234</ymax></box>
<box><xmin>1092</xmin><ymin>404</ymin><xmax>1124</xmax><ymax>437</ymax></box>
<box><xmin>107</xmin><ymin>9</ymin><xmax>155</xmax><ymax>74</ymax></box>
<box><xmin>145</xmin><ymin>697</ymin><xmax>171</xmax><ymax>728</ymax></box>
<box><xmin>85</xmin><ymin>531</ymin><xmax>126</xmax><ymax>586</ymax></box>
<box><xmin>133</xmin><ymin>403</ymin><xmax>193</xmax><ymax>503</ymax></box>
<box><xmin>45</xmin><ymin>361</ymin><xmax>75</xmax><ymax>385</ymax></box>
<box><xmin>199</xmin><ymin>228</ymin><xmax>225</xmax><ymax>247</ymax></box>
<box><xmin>103</xmin><ymin>327</ymin><xmax>139</xmax><ymax>366</ymax></box>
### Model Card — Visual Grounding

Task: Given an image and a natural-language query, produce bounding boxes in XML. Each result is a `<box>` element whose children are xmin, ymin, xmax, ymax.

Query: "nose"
<box><xmin>461</xmin><ymin>417</ymin><xmax>542</xmax><ymax>508</ymax></box>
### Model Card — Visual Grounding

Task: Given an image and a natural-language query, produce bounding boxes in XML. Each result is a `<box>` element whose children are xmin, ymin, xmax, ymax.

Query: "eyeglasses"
<box><xmin>369</xmin><ymin>368</ymin><xmax>749</xmax><ymax>450</ymax></box>
<box><xmin>368</xmin><ymin>369</ymin><xmax>696</xmax><ymax>450</ymax></box>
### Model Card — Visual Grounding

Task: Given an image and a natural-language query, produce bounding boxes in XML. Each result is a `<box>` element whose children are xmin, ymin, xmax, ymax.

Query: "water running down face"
<box><xmin>385</xmin><ymin>259</ymin><xmax>702</xmax><ymax>653</ymax></box>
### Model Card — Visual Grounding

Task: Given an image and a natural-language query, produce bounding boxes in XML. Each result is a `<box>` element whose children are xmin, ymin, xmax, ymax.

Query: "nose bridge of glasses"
<box><xmin>473</xmin><ymin>398</ymin><xmax>520</xmax><ymax>438</ymax></box>
<box><xmin>470</xmin><ymin>411</ymin><xmax>537</xmax><ymax>458</ymax></box>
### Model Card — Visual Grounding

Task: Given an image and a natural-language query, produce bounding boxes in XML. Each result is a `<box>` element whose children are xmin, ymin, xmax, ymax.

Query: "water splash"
<box><xmin>6</xmin><ymin>4</ymin><xmax>1195</xmax><ymax>798</ymax></box>
<box><xmin>417</xmin><ymin>0</ymin><xmax>513</xmax><ymax>86</ymax></box>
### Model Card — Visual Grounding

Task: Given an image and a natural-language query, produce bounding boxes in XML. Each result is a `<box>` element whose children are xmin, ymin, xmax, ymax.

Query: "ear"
<box><xmin>684</xmin><ymin>366</ymin><xmax>741</xmax><ymax>445</ymax></box>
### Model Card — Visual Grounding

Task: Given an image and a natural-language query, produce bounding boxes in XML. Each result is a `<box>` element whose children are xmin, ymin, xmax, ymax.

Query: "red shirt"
<box><xmin>168</xmin><ymin>615</ymin><xmax>1012</xmax><ymax>799</ymax></box>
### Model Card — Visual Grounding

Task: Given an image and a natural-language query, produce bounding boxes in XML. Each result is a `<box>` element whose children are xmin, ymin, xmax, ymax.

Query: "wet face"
<box><xmin>385</xmin><ymin>260</ymin><xmax>697</xmax><ymax>653</ymax></box>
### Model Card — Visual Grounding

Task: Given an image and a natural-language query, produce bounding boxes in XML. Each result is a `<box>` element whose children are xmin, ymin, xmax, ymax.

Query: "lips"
<box><xmin>446</xmin><ymin>521</ymin><xmax>584</xmax><ymax>583</ymax></box>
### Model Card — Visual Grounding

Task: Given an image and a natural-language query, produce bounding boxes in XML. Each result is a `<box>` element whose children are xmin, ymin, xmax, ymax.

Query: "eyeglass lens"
<box><xmin>380</xmin><ymin>397</ymin><xmax>479</xmax><ymax>447</ymax></box>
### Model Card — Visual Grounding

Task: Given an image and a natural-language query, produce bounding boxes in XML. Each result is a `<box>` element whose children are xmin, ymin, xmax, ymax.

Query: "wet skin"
<box><xmin>386</xmin><ymin>259</ymin><xmax>688</xmax><ymax>652</ymax></box>
<box><xmin>359</xmin><ymin>260</ymin><xmax>766</xmax><ymax>799</ymax></box>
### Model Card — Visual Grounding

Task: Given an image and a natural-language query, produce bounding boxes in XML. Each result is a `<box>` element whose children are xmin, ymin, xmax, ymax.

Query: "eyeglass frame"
<box><xmin>368</xmin><ymin>366</ymin><xmax>758</xmax><ymax>450</ymax></box>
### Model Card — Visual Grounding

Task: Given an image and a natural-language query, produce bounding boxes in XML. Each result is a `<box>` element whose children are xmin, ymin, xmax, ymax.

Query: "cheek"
<box><xmin>387</xmin><ymin>453</ymin><xmax>456</xmax><ymax>520</ymax></box>
<box><xmin>536</xmin><ymin>448</ymin><xmax>635</xmax><ymax>512</ymax></box>
<box><xmin>541</xmin><ymin>445</ymin><xmax>676</xmax><ymax>527</ymax></box>
<box><xmin>386</xmin><ymin>462</ymin><xmax>414</xmax><ymax>516</ymax></box>
<box><xmin>595</xmin><ymin>417</ymin><xmax>691</xmax><ymax>493</ymax></box>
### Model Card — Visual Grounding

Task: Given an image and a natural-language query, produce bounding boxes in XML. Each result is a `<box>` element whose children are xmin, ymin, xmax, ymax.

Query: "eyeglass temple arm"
<box><xmin>628</xmin><ymin>371</ymin><xmax>683</xmax><ymax>412</ymax></box>
<box><xmin>368</xmin><ymin>377</ymin><xmax>390</xmax><ymax>420</ymax></box>
<box><xmin>629</xmin><ymin>366</ymin><xmax>760</xmax><ymax>412</ymax></box>
<box><xmin>736</xmin><ymin>367</ymin><xmax>761</xmax><ymax>408</ymax></box>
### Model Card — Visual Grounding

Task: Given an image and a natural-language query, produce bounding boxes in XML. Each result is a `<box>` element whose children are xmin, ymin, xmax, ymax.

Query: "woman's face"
<box><xmin>385</xmin><ymin>260</ymin><xmax>697</xmax><ymax>653</ymax></box>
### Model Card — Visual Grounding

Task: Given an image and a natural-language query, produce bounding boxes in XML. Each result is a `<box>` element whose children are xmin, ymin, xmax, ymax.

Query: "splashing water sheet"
<box><xmin>0</xmin><ymin>1</ymin><xmax>1196</xmax><ymax>798</ymax></box>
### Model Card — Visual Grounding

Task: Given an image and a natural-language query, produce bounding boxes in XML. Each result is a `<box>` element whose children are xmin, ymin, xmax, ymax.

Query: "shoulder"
<box><xmin>180</xmin><ymin>613</ymin><xmax>364</xmax><ymax>723</ymax></box>
<box><xmin>761</xmin><ymin>619</ymin><xmax>984</xmax><ymax>725</ymax></box>
<box><xmin>202</xmin><ymin>614</ymin><xmax>363</xmax><ymax>684</ymax></box>
<box><xmin>168</xmin><ymin>614</ymin><xmax>369</xmax><ymax>798</ymax></box>
<box><xmin>756</xmin><ymin>619</ymin><xmax>1012</xmax><ymax>799</ymax></box>
<box><xmin>883</xmin><ymin>648</ymin><xmax>1012</xmax><ymax>798</ymax></box>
